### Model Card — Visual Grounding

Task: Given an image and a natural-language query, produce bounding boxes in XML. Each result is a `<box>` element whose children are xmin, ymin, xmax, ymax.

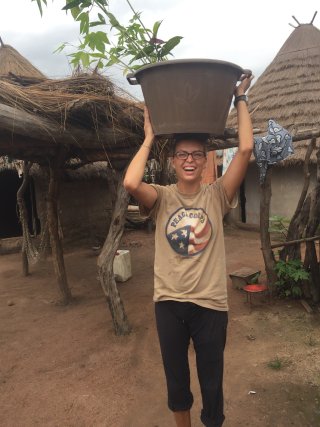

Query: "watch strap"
<box><xmin>234</xmin><ymin>94</ymin><xmax>248</xmax><ymax>107</ymax></box>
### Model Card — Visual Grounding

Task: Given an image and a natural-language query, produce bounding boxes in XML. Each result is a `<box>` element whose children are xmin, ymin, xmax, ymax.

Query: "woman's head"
<box><xmin>172</xmin><ymin>133</ymin><xmax>209</xmax><ymax>156</ymax></box>
<box><xmin>171</xmin><ymin>134</ymin><xmax>209</xmax><ymax>187</ymax></box>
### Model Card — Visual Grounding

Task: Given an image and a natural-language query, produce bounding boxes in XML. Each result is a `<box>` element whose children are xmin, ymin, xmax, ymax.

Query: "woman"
<box><xmin>124</xmin><ymin>73</ymin><xmax>253</xmax><ymax>427</ymax></box>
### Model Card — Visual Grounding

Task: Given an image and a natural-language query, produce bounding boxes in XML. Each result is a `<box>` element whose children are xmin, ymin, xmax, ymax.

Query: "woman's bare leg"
<box><xmin>174</xmin><ymin>410</ymin><xmax>191</xmax><ymax>427</ymax></box>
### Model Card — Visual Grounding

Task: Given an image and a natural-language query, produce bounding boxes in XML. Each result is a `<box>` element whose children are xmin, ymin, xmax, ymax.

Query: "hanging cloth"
<box><xmin>253</xmin><ymin>120</ymin><xmax>294</xmax><ymax>184</ymax></box>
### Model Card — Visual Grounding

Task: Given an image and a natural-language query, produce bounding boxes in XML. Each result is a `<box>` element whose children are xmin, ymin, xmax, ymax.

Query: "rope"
<box><xmin>19</xmin><ymin>205</ymin><xmax>49</xmax><ymax>265</ymax></box>
<box><xmin>17</xmin><ymin>161</ymin><xmax>50</xmax><ymax>265</ymax></box>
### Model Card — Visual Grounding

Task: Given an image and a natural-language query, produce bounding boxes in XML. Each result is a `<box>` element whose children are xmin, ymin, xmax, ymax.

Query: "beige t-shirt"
<box><xmin>145</xmin><ymin>178</ymin><xmax>236</xmax><ymax>311</ymax></box>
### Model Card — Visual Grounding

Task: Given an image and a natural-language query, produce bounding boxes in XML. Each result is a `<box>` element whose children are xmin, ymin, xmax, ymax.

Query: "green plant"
<box><xmin>274</xmin><ymin>259</ymin><xmax>310</xmax><ymax>298</ymax></box>
<box><xmin>33</xmin><ymin>0</ymin><xmax>182</xmax><ymax>73</ymax></box>
<box><xmin>269</xmin><ymin>215</ymin><xmax>290</xmax><ymax>242</ymax></box>
<box><xmin>267</xmin><ymin>356</ymin><xmax>291</xmax><ymax>370</ymax></box>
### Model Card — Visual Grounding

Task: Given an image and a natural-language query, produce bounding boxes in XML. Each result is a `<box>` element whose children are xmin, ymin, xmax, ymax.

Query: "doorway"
<box><xmin>0</xmin><ymin>170</ymin><xmax>39</xmax><ymax>238</ymax></box>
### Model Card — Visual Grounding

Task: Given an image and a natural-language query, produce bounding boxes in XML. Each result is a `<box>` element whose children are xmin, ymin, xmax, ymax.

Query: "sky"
<box><xmin>0</xmin><ymin>0</ymin><xmax>319</xmax><ymax>98</ymax></box>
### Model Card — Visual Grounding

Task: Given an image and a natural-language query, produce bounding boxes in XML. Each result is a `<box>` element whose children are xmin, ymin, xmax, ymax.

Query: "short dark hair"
<box><xmin>172</xmin><ymin>133</ymin><xmax>209</xmax><ymax>154</ymax></box>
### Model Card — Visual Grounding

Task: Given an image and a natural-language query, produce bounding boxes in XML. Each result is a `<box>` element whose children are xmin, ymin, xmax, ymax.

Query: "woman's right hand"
<box><xmin>144</xmin><ymin>106</ymin><xmax>155</xmax><ymax>141</ymax></box>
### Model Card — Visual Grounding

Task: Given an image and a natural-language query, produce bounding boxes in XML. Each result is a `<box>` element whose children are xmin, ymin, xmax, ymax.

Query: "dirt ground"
<box><xmin>1</xmin><ymin>227</ymin><xmax>320</xmax><ymax>427</ymax></box>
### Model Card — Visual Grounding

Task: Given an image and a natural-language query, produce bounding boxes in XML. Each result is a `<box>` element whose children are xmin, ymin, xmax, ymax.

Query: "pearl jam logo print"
<box><xmin>166</xmin><ymin>208</ymin><xmax>212</xmax><ymax>256</ymax></box>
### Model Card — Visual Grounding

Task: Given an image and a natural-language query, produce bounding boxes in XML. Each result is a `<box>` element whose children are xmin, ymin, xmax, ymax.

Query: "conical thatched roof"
<box><xmin>0</xmin><ymin>38</ymin><xmax>45</xmax><ymax>79</ymax></box>
<box><xmin>227</xmin><ymin>22</ymin><xmax>320</xmax><ymax>164</ymax></box>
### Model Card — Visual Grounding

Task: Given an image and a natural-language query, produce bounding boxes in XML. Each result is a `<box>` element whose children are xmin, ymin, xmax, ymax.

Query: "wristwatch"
<box><xmin>234</xmin><ymin>94</ymin><xmax>248</xmax><ymax>107</ymax></box>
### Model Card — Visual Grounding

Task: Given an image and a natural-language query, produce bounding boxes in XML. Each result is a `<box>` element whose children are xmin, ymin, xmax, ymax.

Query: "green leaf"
<box><xmin>83</xmin><ymin>31</ymin><xmax>109</xmax><ymax>52</ymax></box>
<box><xmin>159</xmin><ymin>36</ymin><xmax>183</xmax><ymax>57</ymax></box>
<box><xmin>89</xmin><ymin>21</ymin><xmax>104</xmax><ymax>28</ymax></box>
<box><xmin>62</xmin><ymin>0</ymin><xmax>83</xmax><ymax>11</ymax></box>
<box><xmin>95</xmin><ymin>39</ymin><xmax>105</xmax><ymax>53</ymax></box>
<box><xmin>98</xmin><ymin>13</ymin><xmax>106</xmax><ymax>24</ymax></box>
<box><xmin>94</xmin><ymin>0</ymin><xmax>109</xmax><ymax>6</ymax></box>
<box><xmin>32</xmin><ymin>0</ymin><xmax>47</xmax><ymax>16</ymax></box>
<box><xmin>90</xmin><ymin>53</ymin><xmax>107</xmax><ymax>59</ymax></box>
<box><xmin>71</xmin><ymin>7</ymin><xmax>81</xmax><ymax>19</ymax></box>
<box><xmin>77</xmin><ymin>12</ymin><xmax>90</xmax><ymax>34</ymax></box>
<box><xmin>80</xmin><ymin>51</ymin><xmax>90</xmax><ymax>67</ymax></box>
<box><xmin>152</xmin><ymin>20</ymin><xmax>162</xmax><ymax>38</ymax></box>
<box><xmin>129</xmin><ymin>11</ymin><xmax>142</xmax><ymax>24</ymax></box>
<box><xmin>65</xmin><ymin>0</ymin><xmax>81</xmax><ymax>19</ymax></box>
<box><xmin>95</xmin><ymin>31</ymin><xmax>109</xmax><ymax>44</ymax></box>
<box><xmin>53</xmin><ymin>42</ymin><xmax>68</xmax><ymax>54</ymax></box>
<box><xmin>96</xmin><ymin>60</ymin><xmax>104</xmax><ymax>69</ymax></box>
<box><xmin>129</xmin><ymin>45</ymin><xmax>155</xmax><ymax>63</ymax></box>
<box><xmin>68</xmin><ymin>51</ymin><xmax>83</xmax><ymax>66</ymax></box>
<box><xmin>106</xmin><ymin>55</ymin><xmax>120</xmax><ymax>67</ymax></box>
<box><xmin>106</xmin><ymin>11</ymin><xmax>121</xmax><ymax>28</ymax></box>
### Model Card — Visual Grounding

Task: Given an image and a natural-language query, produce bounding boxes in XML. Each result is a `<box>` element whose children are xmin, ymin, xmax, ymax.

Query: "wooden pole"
<box><xmin>279</xmin><ymin>138</ymin><xmax>316</xmax><ymax>261</ymax></box>
<box><xmin>16</xmin><ymin>161</ymin><xmax>32</xmax><ymax>276</ymax></box>
<box><xmin>47</xmin><ymin>147</ymin><xmax>72</xmax><ymax>304</ymax></box>
<box><xmin>97</xmin><ymin>170</ymin><xmax>131</xmax><ymax>335</ymax></box>
<box><xmin>303</xmin><ymin>149</ymin><xmax>320</xmax><ymax>302</ymax></box>
<box><xmin>304</xmin><ymin>188</ymin><xmax>320</xmax><ymax>303</ymax></box>
<box><xmin>260</xmin><ymin>168</ymin><xmax>277</xmax><ymax>287</ymax></box>
<box><xmin>270</xmin><ymin>235</ymin><xmax>320</xmax><ymax>249</ymax></box>
<box><xmin>310</xmin><ymin>11</ymin><xmax>318</xmax><ymax>25</ymax></box>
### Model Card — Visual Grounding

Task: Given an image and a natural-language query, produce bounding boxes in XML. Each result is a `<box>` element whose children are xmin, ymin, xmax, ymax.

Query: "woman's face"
<box><xmin>172</xmin><ymin>140</ymin><xmax>207</xmax><ymax>185</ymax></box>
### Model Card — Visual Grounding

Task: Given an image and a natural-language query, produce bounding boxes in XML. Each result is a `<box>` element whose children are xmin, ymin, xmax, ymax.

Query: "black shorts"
<box><xmin>155</xmin><ymin>300</ymin><xmax>228</xmax><ymax>427</ymax></box>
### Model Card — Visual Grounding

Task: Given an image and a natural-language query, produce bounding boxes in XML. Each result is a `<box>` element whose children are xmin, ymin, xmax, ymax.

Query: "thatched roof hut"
<box><xmin>0</xmin><ymin>38</ymin><xmax>45</xmax><ymax>177</ymax></box>
<box><xmin>227</xmin><ymin>22</ymin><xmax>320</xmax><ymax>165</ymax></box>
<box><xmin>225</xmin><ymin>19</ymin><xmax>320</xmax><ymax>225</ymax></box>
<box><xmin>0</xmin><ymin>37</ymin><xmax>144</xmax><ymax>169</ymax></box>
<box><xmin>0</xmin><ymin>39</ymin><xmax>142</xmax><ymax>243</ymax></box>
<box><xmin>0</xmin><ymin>37</ymin><xmax>45</xmax><ymax>80</ymax></box>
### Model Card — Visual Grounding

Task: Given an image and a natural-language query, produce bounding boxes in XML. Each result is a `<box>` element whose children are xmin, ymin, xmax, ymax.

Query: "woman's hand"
<box><xmin>235</xmin><ymin>72</ymin><xmax>254</xmax><ymax>96</ymax></box>
<box><xmin>144</xmin><ymin>106</ymin><xmax>155</xmax><ymax>141</ymax></box>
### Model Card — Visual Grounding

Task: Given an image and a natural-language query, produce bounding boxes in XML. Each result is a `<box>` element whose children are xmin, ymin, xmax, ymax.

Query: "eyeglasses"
<box><xmin>174</xmin><ymin>150</ymin><xmax>206</xmax><ymax>160</ymax></box>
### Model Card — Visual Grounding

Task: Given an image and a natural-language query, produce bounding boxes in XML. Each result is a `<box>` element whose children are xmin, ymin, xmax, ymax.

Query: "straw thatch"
<box><xmin>0</xmin><ymin>39</ymin><xmax>144</xmax><ymax>168</ymax></box>
<box><xmin>227</xmin><ymin>22</ymin><xmax>320</xmax><ymax>165</ymax></box>
<box><xmin>0</xmin><ymin>74</ymin><xmax>144</xmax><ymax>166</ymax></box>
<box><xmin>0</xmin><ymin>74</ymin><xmax>143</xmax><ymax>131</ymax></box>
<box><xmin>0</xmin><ymin>40</ymin><xmax>45</xmax><ymax>80</ymax></box>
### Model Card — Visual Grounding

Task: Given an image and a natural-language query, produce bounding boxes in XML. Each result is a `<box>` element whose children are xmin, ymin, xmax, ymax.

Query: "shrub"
<box><xmin>274</xmin><ymin>259</ymin><xmax>310</xmax><ymax>298</ymax></box>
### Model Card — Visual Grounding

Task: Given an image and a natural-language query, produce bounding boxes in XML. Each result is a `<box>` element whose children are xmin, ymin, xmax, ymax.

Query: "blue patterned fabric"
<box><xmin>253</xmin><ymin>120</ymin><xmax>294</xmax><ymax>184</ymax></box>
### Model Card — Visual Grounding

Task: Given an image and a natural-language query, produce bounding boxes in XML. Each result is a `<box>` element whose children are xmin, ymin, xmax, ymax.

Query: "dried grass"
<box><xmin>0</xmin><ymin>73</ymin><xmax>144</xmax><ymax>133</ymax></box>
<box><xmin>0</xmin><ymin>40</ymin><xmax>144</xmax><ymax>141</ymax></box>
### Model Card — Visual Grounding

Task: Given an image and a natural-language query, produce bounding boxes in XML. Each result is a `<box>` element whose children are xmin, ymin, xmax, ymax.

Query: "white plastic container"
<box><xmin>113</xmin><ymin>250</ymin><xmax>132</xmax><ymax>282</ymax></box>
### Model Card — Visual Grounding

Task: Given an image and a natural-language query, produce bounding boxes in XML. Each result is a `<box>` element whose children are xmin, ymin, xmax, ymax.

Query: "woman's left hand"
<box><xmin>235</xmin><ymin>72</ymin><xmax>254</xmax><ymax>96</ymax></box>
